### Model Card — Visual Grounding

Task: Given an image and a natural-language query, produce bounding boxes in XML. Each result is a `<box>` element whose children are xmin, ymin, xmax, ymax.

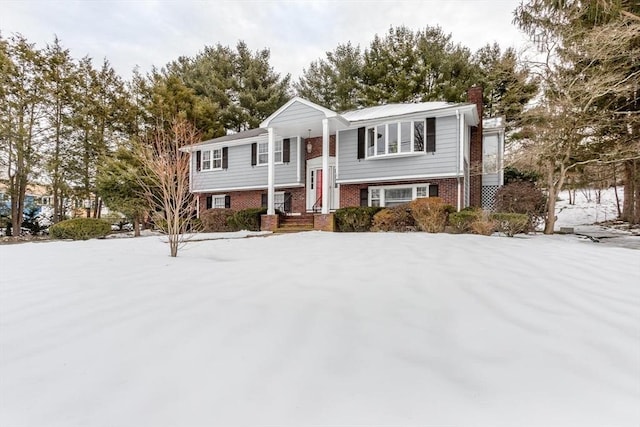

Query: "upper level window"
<box><xmin>258</xmin><ymin>142</ymin><xmax>268</xmax><ymax>165</ymax></box>
<box><xmin>201</xmin><ymin>148</ymin><xmax>222</xmax><ymax>171</ymax></box>
<box><xmin>366</xmin><ymin>119</ymin><xmax>431</xmax><ymax>157</ymax></box>
<box><xmin>256</xmin><ymin>141</ymin><xmax>283</xmax><ymax>165</ymax></box>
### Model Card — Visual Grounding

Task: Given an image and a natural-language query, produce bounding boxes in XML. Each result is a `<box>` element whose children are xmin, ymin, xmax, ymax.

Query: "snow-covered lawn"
<box><xmin>1</xmin><ymin>230</ymin><xmax>638</xmax><ymax>426</ymax></box>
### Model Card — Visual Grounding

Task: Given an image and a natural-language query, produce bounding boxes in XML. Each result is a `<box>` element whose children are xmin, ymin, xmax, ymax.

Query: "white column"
<box><xmin>321</xmin><ymin>118</ymin><xmax>330</xmax><ymax>214</ymax></box>
<box><xmin>267</xmin><ymin>127</ymin><xmax>275</xmax><ymax>215</ymax></box>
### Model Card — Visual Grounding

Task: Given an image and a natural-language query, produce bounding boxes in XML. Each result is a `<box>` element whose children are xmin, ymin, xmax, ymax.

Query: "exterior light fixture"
<box><xmin>306</xmin><ymin>129</ymin><xmax>313</xmax><ymax>153</ymax></box>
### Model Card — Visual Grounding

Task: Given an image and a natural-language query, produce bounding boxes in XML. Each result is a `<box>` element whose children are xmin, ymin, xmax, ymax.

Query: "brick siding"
<box><xmin>340</xmin><ymin>177</ymin><xmax>459</xmax><ymax>209</ymax></box>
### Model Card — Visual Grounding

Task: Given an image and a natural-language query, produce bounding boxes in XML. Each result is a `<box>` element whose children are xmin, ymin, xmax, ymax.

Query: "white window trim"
<box><xmin>368</xmin><ymin>183</ymin><xmax>434</xmax><ymax>207</ymax></box>
<box><xmin>212</xmin><ymin>195</ymin><xmax>226</xmax><ymax>209</ymax></box>
<box><xmin>201</xmin><ymin>148</ymin><xmax>223</xmax><ymax>171</ymax></box>
<box><xmin>365</xmin><ymin>119</ymin><xmax>426</xmax><ymax>159</ymax></box>
<box><xmin>257</xmin><ymin>140</ymin><xmax>284</xmax><ymax>166</ymax></box>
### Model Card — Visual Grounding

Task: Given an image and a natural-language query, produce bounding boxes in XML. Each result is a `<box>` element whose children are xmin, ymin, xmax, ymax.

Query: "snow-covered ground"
<box><xmin>1</xmin><ymin>226</ymin><xmax>639</xmax><ymax>425</ymax></box>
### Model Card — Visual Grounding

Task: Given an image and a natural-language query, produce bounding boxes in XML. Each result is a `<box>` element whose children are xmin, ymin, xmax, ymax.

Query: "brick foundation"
<box><xmin>199</xmin><ymin>186</ymin><xmax>306</xmax><ymax>216</ymax></box>
<box><xmin>260</xmin><ymin>214</ymin><xmax>279</xmax><ymax>231</ymax></box>
<box><xmin>340</xmin><ymin>178</ymin><xmax>460</xmax><ymax>209</ymax></box>
<box><xmin>314</xmin><ymin>213</ymin><xmax>335</xmax><ymax>231</ymax></box>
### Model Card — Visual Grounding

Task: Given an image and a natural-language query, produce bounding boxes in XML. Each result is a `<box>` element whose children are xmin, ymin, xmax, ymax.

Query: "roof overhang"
<box><xmin>260</xmin><ymin>97</ymin><xmax>349</xmax><ymax>136</ymax></box>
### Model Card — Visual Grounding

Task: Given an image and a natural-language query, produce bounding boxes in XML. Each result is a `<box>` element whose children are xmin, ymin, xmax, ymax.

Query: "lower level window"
<box><xmin>213</xmin><ymin>195</ymin><xmax>226</xmax><ymax>209</ymax></box>
<box><xmin>368</xmin><ymin>183</ymin><xmax>436</xmax><ymax>207</ymax></box>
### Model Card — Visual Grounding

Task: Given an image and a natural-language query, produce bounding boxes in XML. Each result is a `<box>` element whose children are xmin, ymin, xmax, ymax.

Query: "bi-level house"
<box><xmin>183</xmin><ymin>87</ymin><xmax>504</xmax><ymax>231</ymax></box>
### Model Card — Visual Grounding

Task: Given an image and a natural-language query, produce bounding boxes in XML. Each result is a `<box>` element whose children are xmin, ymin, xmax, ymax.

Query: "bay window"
<box><xmin>365</xmin><ymin>118</ymin><xmax>432</xmax><ymax>157</ymax></box>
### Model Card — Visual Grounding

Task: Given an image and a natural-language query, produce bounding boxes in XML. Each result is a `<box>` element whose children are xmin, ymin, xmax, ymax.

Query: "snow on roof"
<box><xmin>483</xmin><ymin>116</ymin><xmax>505</xmax><ymax>129</ymax></box>
<box><xmin>340</xmin><ymin>101</ymin><xmax>456</xmax><ymax>122</ymax></box>
<box><xmin>194</xmin><ymin>128</ymin><xmax>268</xmax><ymax>146</ymax></box>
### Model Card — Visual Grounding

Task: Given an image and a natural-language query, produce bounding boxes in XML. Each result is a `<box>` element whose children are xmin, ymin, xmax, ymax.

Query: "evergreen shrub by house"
<box><xmin>228</xmin><ymin>208</ymin><xmax>268</xmax><ymax>231</ymax></box>
<box><xmin>491</xmin><ymin>213</ymin><xmax>529</xmax><ymax>237</ymax></box>
<box><xmin>371</xmin><ymin>204</ymin><xmax>415</xmax><ymax>232</ymax></box>
<box><xmin>334</xmin><ymin>207</ymin><xmax>383</xmax><ymax>232</ymax></box>
<box><xmin>49</xmin><ymin>218</ymin><xmax>111</xmax><ymax>240</ymax></box>
<box><xmin>409</xmin><ymin>197</ymin><xmax>453</xmax><ymax>233</ymax></box>
<box><xmin>200</xmin><ymin>208</ymin><xmax>236</xmax><ymax>232</ymax></box>
<box><xmin>448</xmin><ymin>208</ymin><xmax>483</xmax><ymax>233</ymax></box>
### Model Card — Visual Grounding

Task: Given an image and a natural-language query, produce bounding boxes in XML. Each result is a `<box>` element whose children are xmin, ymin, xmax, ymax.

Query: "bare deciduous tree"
<box><xmin>135</xmin><ymin>117</ymin><xmax>198</xmax><ymax>257</ymax></box>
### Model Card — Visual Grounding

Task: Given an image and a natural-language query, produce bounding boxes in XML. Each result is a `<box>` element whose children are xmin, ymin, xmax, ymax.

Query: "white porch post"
<box><xmin>321</xmin><ymin>118</ymin><xmax>330</xmax><ymax>214</ymax></box>
<box><xmin>267</xmin><ymin>127</ymin><xmax>275</xmax><ymax>215</ymax></box>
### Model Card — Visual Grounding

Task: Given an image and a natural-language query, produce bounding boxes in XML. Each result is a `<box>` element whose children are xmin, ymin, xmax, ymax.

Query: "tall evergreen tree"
<box><xmin>0</xmin><ymin>34</ymin><xmax>46</xmax><ymax>234</ymax></box>
<box><xmin>295</xmin><ymin>42</ymin><xmax>363</xmax><ymax>111</ymax></box>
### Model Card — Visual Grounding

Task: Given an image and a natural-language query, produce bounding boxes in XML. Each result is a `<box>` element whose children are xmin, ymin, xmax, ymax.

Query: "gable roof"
<box><xmin>260</xmin><ymin>96</ymin><xmax>346</xmax><ymax>128</ymax></box>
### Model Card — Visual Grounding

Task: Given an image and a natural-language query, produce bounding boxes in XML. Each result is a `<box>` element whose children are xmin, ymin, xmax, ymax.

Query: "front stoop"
<box><xmin>274</xmin><ymin>214</ymin><xmax>314</xmax><ymax>234</ymax></box>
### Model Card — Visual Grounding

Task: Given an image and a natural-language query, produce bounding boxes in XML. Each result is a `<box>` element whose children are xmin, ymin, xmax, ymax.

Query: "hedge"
<box><xmin>49</xmin><ymin>218</ymin><xmax>112</xmax><ymax>240</ymax></box>
<box><xmin>334</xmin><ymin>206</ymin><xmax>383</xmax><ymax>232</ymax></box>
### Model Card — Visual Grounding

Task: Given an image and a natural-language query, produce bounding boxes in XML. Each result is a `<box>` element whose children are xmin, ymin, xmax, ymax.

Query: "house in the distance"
<box><xmin>182</xmin><ymin>86</ymin><xmax>504</xmax><ymax>230</ymax></box>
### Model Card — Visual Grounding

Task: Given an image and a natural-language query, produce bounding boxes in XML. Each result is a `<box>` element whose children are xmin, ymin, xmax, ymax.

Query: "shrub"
<box><xmin>448</xmin><ymin>208</ymin><xmax>483</xmax><ymax>233</ymax></box>
<box><xmin>494</xmin><ymin>182</ymin><xmax>546</xmax><ymax>231</ymax></box>
<box><xmin>491</xmin><ymin>213</ymin><xmax>529</xmax><ymax>237</ymax></box>
<box><xmin>409</xmin><ymin>197</ymin><xmax>450</xmax><ymax>233</ymax></box>
<box><xmin>470</xmin><ymin>216</ymin><xmax>496</xmax><ymax>236</ymax></box>
<box><xmin>227</xmin><ymin>208</ymin><xmax>268</xmax><ymax>231</ymax></box>
<box><xmin>371</xmin><ymin>204</ymin><xmax>415</xmax><ymax>232</ymax></box>
<box><xmin>49</xmin><ymin>218</ymin><xmax>111</xmax><ymax>240</ymax></box>
<box><xmin>335</xmin><ymin>206</ymin><xmax>383</xmax><ymax>232</ymax></box>
<box><xmin>200</xmin><ymin>208</ymin><xmax>236</xmax><ymax>232</ymax></box>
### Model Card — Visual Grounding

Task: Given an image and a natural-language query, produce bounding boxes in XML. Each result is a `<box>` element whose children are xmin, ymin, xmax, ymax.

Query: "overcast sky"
<box><xmin>1</xmin><ymin>0</ymin><xmax>530</xmax><ymax>83</ymax></box>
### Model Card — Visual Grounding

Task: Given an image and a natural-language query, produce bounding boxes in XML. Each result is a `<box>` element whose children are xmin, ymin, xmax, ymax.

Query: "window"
<box><xmin>212</xmin><ymin>149</ymin><xmax>222</xmax><ymax>169</ymax></box>
<box><xmin>370</xmin><ymin>189</ymin><xmax>381</xmax><ymax>207</ymax></box>
<box><xmin>368</xmin><ymin>183</ymin><xmax>436</xmax><ymax>207</ymax></box>
<box><xmin>258</xmin><ymin>142</ymin><xmax>268</xmax><ymax>165</ymax></box>
<box><xmin>213</xmin><ymin>195</ymin><xmax>226</xmax><ymax>209</ymax></box>
<box><xmin>202</xmin><ymin>150</ymin><xmax>211</xmax><ymax>170</ymax></box>
<box><xmin>483</xmin><ymin>134</ymin><xmax>499</xmax><ymax>174</ymax></box>
<box><xmin>365</xmin><ymin>119</ymin><xmax>431</xmax><ymax>157</ymax></box>
<box><xmin>274</xmin><ymin>140</ymin><xmax>283</xmax><ymax>163</ymax></box>
<box><xmin>200</xmin><ymin>148</ymin><xmax>222</xmax><ymax>171</ymax></box>
<box><xmin>256</xmin><ymin>140</ymin><xmax>284</xmax><ymax>165</ymax></box>
<box><xmin>414</xmin><ymin>121</ymin><xmax>424</xmax><ymax>151</ymax></box>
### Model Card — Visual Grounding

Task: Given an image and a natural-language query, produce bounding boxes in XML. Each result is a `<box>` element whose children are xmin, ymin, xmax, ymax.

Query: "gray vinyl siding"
<box><xmin>482</xmin><ymin>173</ymin><xmax>500</xmax><ymax>186</ymax></box>
<box><xmin>191</xmin><ymin>140</ymin><xmax>301</xmax><ymax>191</ymax></box>
<box><xmin>338</xmin><ymin>116</ymin><xmax>459</xmax><ymax>182</ymax></box>
<box><xmin>270</xmin><ymin>101</ymin><xmax>327</xmax><ymax>126</ymax></box>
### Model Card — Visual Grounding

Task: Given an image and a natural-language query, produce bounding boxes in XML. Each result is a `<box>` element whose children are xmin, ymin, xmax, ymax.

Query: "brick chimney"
<box><xmin>467</xmin><ymin>85</ymin><xmax>483</xmax><ymax>208</ymax></box>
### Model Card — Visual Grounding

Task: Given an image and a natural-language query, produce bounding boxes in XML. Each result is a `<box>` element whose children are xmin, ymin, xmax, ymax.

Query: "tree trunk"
<box><xmin>622</xmin><ymin>159</ymin><xmax>638</xmax><ymax>224</ymax></box>
<box><xmin>133</xmin><ymin>216</ymin><xmax>141</xmax><ymax>237</ymax></box>
<box><xmin>613</xmin><ymin>163</ymin><xmax>622</xmax><ymax>218</ymax></box>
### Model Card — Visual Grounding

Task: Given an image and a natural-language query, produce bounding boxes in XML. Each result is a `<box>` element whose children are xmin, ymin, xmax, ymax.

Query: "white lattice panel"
<box><xmin>482</xmin><ymin>185</ymin><xmax>500</xmax><ymax>210</ymax></box>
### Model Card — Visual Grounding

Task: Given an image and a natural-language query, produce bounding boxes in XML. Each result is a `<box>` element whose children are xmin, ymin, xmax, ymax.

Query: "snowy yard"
<box><xmin>1</xmin><ymin>227</ymin><xmax>639</xmax><ymax>426</ymax></box>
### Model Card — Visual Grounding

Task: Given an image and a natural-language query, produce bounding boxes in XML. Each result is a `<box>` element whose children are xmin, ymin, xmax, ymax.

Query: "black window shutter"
<box><xmin>224</xmin><ymin>195</ymin><xmax>231</xmax><ymax>209</ymax></box>
<box><xmin>426</xmin><ymin>118</ymin><xmax>436</xmax><ymax>153</ymax></box>
<box><xmin>261</xmin><ymin>193</ymin><xmax>267</xmax><ymax>208</ymax></box>
<box><xmin>222</xmin><ymin>147</ymin><xmax>228</xmax><ymax>169</ymax></box>
<box><xmin>206</xmin><ymin>195</ymin><xmax>212</xmax><ymax>210</ymax></box>
<box><xmin>357</xmin><ymin>127</ymin><xmax>365</xmax><ymax>159</ymax></box>
<box><xmin>196</xmin><ymin>150</ymin><xmax>202</xmax><ymax>171</ymax></box>
<box><xmin>429</xmin><ymin>185</ymin><xmax>439</xmax><ymax>197</ymax></box>
<box><xmin>284</xmin><ymin>192</ymin><xmax>291</xmax><ymax>213</ymax></box>
<box><xmin>283</xmin><ymin>138</ymin><xmax>290</xmax><ymax>163</ymax></box>
<box><xmin>360</xmin><ymin>188</ymin><xmax>368</xmax><ymax>207</ymax></box>
<box><xmin>251</xmin><ymin>143</ymin><xmax>257</xmax><ymax>166</ymax></box>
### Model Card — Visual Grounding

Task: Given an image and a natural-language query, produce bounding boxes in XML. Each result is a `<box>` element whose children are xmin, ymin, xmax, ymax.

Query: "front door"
<box><xmin>307</xmin><ymin>157</ymin><xmax>339</xmax><ymax>211</ymax></box>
